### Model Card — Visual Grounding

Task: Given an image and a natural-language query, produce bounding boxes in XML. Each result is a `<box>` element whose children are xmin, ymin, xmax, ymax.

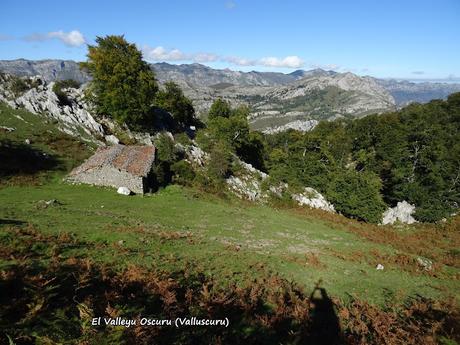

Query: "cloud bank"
<box><xmin>24</xmin><ymin>30</ymin><xmax>86</xmax><ymax>47</ymax></box>
<box><xmin>142</xmin><ymin>45</ymin><xmax>304</xmax><ymax>68</ymax></box>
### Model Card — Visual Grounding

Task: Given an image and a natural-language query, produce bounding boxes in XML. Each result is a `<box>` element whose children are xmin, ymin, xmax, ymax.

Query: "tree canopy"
<box><xmin>264</xmin><ymin>93</ymin><xmax>460</xmax><ymax>222</ymax></box>
<box><xmin>80</xmin><ymin>35</ymin><xmax>158</xmax><ymax>128</ymax></box>
<box><xmin>155</xmin><ymin>81</ymin><xmax>195</xmax><ymax>127</ymax></box>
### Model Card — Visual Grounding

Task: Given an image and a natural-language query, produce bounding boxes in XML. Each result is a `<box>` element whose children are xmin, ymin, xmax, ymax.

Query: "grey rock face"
<box><xmin>291</xmin><ymin>187</ymin><xmax>336</xmax><ymax>213</ymax></box>
<box><xmin>3</xmin><ymin>59</ymin><xmax>459</xmax><ymax>133</ymax></box>
<box><xmin>374</xmin><ymin>78</ymin><xmax>460</xmax><ymax>106</ymax></box>
<box><xmin>0</xmin><ymin>59</ymin><xmax>90</xmax><ymax>83</ymax></box>
<box><xmin>224</xmin><ymin>158</ymin><xmax>335</xmax><ymax>213</ymax></box>
<box><xmin>262</xmin><ymin>119</ymin><xmax>319</xmax><ymax>134</ymax></box>
<box><xmin>226</xmin><ymin>160</ymin><xmax>268</xmax><ymax>202</ymax></box>
<box><xmin>382</xmin><ymin>201</ymin><xmax>417</xmax><ymax>225</ymax></box>
<box><xmin>0</xmin><ymin>75</ymin><xmax>104</xmax><ymax>143</ymax></box>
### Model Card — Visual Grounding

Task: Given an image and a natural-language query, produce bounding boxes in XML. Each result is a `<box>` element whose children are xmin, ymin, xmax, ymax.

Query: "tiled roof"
<box><xmin>69</xmin><ymin>144</ymin><xmax>156</xmax><ymax>177</ymax></box>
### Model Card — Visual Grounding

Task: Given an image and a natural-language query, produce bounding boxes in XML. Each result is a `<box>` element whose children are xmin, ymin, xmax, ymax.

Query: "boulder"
<box><xmin>382</xmin><ymin>201</ymin><xmax>417</xmax><ymax>225</ymax></box>
<box><xmin>105</xmin><ymin>135</ymin><xmax>120</xmax><ymax>145</ymax></box>
<box><xmin>292</xmin><ymin>187</ymin><xmax>335</xmax><ymax>213</ymax></box>
<box><xmin>417</xmin><ymin>257</ymin><xmax>433</xmax><ymax>271</ymax></box>
<box><xmin>186</xmin><ymin>145</ymin><xmax>208</xmax><ymax>166</ymax></box>
<box><xmin>227</xmin><ymin>175</ymin><xmax>265</xmax><ymax>201</ymax></box>
<box><xmin>117</xmin><ymin>187</ymin><xmax>132</xmax><ymax>196</ymax></box>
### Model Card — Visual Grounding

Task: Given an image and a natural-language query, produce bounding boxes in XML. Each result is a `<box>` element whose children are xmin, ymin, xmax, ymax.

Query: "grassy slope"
<box><xmin>1</xmin><ymin>102</ymin><xmax>459</xmax><ymax>307</ymax></box>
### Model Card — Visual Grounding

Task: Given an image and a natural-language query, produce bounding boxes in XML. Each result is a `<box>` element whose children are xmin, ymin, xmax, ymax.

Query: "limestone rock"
<box><xmin>0</xmin><ymin>126</ymin><xmax>15</xmax><ymax>132</ymax></box>
<box><xmin>226</xmin><ymin>159</ymin><xmax>268</xmax><ymax>202</ymax></box>
<box><xmin>292</xmin><ymin>187</ymin><xmax>335</xmax><ymax>212</ymax></box>
<box><xmin>262</xmin><ymin>119</ymin><xmax>318</xmax><ymax>134</ymax></box>
<box><xmin>417</xmin><ymin>257</ymin><xmax>433</xmax><ymax>271</ymax></box>
<box><xmin>117</xmin><ymin>187</ymin><xmax>132</xmax><ymax>196</ymax></box>
<box><xmin>105</xmin><ymin>135</ymin><xmax>120</xmax><ymax>145</ymax></box>
<box><xmin>382</xmin><ymin>201</ymin><xmax>417</xmax><ymax>225</ymax></box>
<box><xmin>186</xmin><ymin>145</ymin><xmax>208</xmax><ymax>166</ymax></box>
<box><xmin>227</xmin><ymin>175</ymin><xmax>265</xmax><ymax>201</ymax></box>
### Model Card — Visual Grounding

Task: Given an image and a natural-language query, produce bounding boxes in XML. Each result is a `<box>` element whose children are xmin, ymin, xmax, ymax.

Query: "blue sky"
<box><xmin>1</xmin><ymin>0</ymin><xmax>459</xmax><ymax>79</ymax></box>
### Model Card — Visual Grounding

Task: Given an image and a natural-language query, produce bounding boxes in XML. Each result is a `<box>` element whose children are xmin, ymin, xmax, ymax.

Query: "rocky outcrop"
<box><xmin>0</xmin><ymin>75</ymin><xmax>103</xmax><ymax>143</ymax></box>
<box><xmin>0</xmin><ymin>74</ymin><xmax>158</xmax><ymax>146</ymax></box>
<box><xmin>4</xmin><ymin>59</ymin><xmax>459</xmax><ymax>133</ymax></box>
<box><xmin>224</xmin><ymin>159</ymin><xmax>335</xmax><ymax>213</ymax></box>
<box><xmin>227</xmin><ymin>175</ymin><xmax>266</xmax><ymax>201</ymax></box>
<box><xmin>226</xmin><ymin>160</ymin><xmax>268</xmax><ymax>201</ymax></box>
<box><xmin>292</xmin><ymin>187</ymin><xmax>336</xmax><ymax>213</ymax></box>
<box><xmin>0</xmin><ymin>59</ymin><xmax>90</xmax><ymax>83</ymax></box>
<box><xmin>185</xmin><ymin>145</ymin><xmax>208</xmax><ymax>166</ymax></box>
<box><xmin>262</xmin><ymin>119</ymin><xmax>318</xmax><ymax>134</ymax></box>
<box><xmin>382</xmin><ymin>201</ymin><xmax>417</xmax><ymax>225</ymax></box>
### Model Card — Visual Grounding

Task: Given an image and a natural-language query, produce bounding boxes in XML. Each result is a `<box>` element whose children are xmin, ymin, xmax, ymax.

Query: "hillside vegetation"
<box><xmin>263</xmin><ymin>93</ymin><xmax>460</xmax><ymax>222</ymax></box>
<box><xmin>1</xmin><ymin>35</ymin><xmax>459</xmax><ymax>344</ymax></box>
<box><xmin>1</xmin><ymin>102</ymin><xmax>460</xmax><ymax>344</ymax></box>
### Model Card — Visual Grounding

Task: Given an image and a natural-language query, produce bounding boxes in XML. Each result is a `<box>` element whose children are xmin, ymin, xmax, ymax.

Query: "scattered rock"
<box><xmin>36</xmin><ymin>199</ymin><xmax>61</xmax><ymax>209</ymax></box>
<box><xmin>0</xmin><ymin>126</ymin><xmax>15</xmax><ymax>132</ymax></box>
<box><xmin>262</xmin><ymin>119</ymin><xmax>319</xmax><ymax>134</ymax></box>
<box><xmin>417</xmin><ymin>257</ymin><xmax>433</xmax><ymax>271</ymax></box>
<box><xmin>186</xmin><ymin>145</ymin><xmax>208</xmax><ymax>166</ymax></box>
<box><xmin>117</xmin><ymin>187</ymin><xmax>132</xmax><ymax>196</ymax></box>
<box><xmin>226</xmin><ymin>159</ymin><xmax>268</xmax><ymax>202</ymax></box>
<box><xmin>292</xmin><ymin>187</ymin><xmax>335</xmax><ymax>212</ymax></box>
<box><xmin>24</xmin><ymin>138</ymin><xmax>31</xmax><ymax>145</ymax></box>
<box><xmin>105</xmin><ymin>134</ymin><xmax>120</xmax><ymax>145</ymax></box>
<box><xmin>269</xmin><ymin>183</ymin><xmax>288</xmax><ymax>197</ymax></box>
<box><xmin>117</xmin><ymin>240</ymin><xmax>125</xmax><ymax>246</ymax></box>
<box><xmin>227</xmin><ymin>175</ymin><xmax>265</xmax><ymax>201</ymax></box>
<box><xmin>382</xmin><ymin>201</ymin><xmax>417</xmax><ymax>225</ymax></box>
<box><xmin>376</xmin><ymin>264</ymin><xmax>384</xmax><ymax>270</ymax></box>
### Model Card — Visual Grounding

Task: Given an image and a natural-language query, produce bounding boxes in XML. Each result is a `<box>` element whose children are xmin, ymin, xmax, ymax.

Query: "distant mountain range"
<box><xmin>1</xmin><ymin>58</ymin><xmax>459</xmax><ymax>132</ymax></box>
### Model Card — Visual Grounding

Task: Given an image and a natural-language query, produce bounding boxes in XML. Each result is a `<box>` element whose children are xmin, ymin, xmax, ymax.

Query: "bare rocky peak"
<box><xmin>2</xmin><ymin>59</ymin><xmax>460</xmax><ymax>133</ymax></box>
<box><xmin>152</xmin><ymin>62</ymin><xmax>296</xmax><ymax>87</ymax></box>
<box><xmin>0</xmin><ymin>59</ymin><xmax>91</xmax><ymax>83</ymax></box>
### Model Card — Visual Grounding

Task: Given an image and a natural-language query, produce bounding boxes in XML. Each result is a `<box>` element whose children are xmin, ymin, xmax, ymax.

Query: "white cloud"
<box><xmin>194</xmin><ymin>53</ymin><xmax>219</xmax><ymax>63</ymax></box>
<box><xmin>310</xmin><ymin>63</ymin><xmax>341</xmax><ymax>71</ymax></box>
<box><xmin>224</xmin><ymin>56</ymin><xmax>256</xmax><ymax>66</ymax></box>
<box><xmin>48</xmin><ymin>30</ymin><xmax>86</xmax><ymax>47</ymax></box>
<box><xmin>412</xmin><ymin>71</ymin><xmax>425</xmax><ymax>75</ymax></box>
<box><xmin>259</xmin><ymin>56</ymin><xmax>304</xmax><ymax>68</ymax></box>
<box><xmin>143</xmin><ymin>46</ymin><xmax>220</xmax><ymax>63</ymax></box>
<box><xmin>143</xmin><ymin>45</ymin><xmax>304</xmax><ymax>69</ymax></box>
<box><xmin>143</xmin><ymin>46</ymin><xmax>188</xmax><ymax>61</ymax></box>
<box><xmin>24</xmin><ymin>30</ymin><xmax>86</xmax><ymax>47</ymax></box>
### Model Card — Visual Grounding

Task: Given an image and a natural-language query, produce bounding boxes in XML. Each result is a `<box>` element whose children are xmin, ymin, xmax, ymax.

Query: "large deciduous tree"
<box><xmin>80</xmin><ymin>35</ymin><xmax>158</xmax><ymax>128</ymax></box>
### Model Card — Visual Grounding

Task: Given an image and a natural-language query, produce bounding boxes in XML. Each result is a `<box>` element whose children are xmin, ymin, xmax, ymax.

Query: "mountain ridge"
<box><xmin>1</xmin><ymin>59</ymin><xmax>460</xmax><ymax>133</ymax></box>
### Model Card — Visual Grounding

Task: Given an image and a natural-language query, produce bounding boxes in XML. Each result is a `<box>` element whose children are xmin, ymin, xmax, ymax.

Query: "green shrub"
<box><xmin>326</xmin><ymin>170</ymin><xmax>387</xmax><ymax>223</ymax></box>
<box><xmin>171</xmin><ymin>160</ymin><xmax>195</xmax><ymax>186</ymax></box>
<box><xmin>207</xmin><ymin>141</ymin><xmax>233</xmax><ymax>180</ymax></box>
<box><xmin>10</xmin><ymin>77</ymin><xmax>30</xmax><ymax>97</ymax></box>
<box><xmin>152</xmin><ymin>133</ymin><xmax>179</xmax><ymax>188</ymax></box>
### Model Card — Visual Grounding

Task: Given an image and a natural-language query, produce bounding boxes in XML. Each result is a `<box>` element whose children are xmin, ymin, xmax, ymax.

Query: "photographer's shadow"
<box><xmin>306</xmin><ymin>285</ymin><xmax>344</xmax><ymax>345</ymax></box>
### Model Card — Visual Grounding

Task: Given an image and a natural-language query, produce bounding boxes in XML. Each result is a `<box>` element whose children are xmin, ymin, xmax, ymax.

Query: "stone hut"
<box><xmin>68</xmin><ymin>144</ymin><xmax>156</xmax><ymax>194</ymax></box>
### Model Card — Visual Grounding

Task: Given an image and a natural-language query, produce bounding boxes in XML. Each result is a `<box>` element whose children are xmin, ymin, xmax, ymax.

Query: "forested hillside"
<box><xmin>264</xmin><ymin>93</ymin><xmax>460</xmax><ymax>222</ymax></box>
